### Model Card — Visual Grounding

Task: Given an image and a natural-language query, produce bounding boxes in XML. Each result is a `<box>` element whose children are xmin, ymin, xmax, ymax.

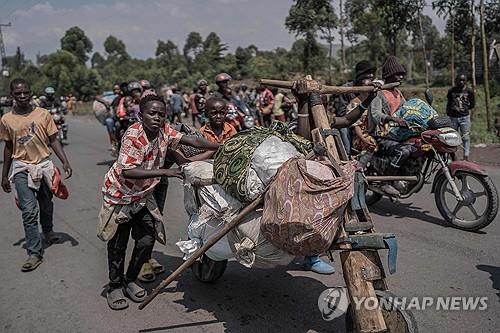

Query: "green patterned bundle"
<box><xmin>214</xmin><ymin>121</ymin><xmax>312</xmax><ymax>203</ymax></box>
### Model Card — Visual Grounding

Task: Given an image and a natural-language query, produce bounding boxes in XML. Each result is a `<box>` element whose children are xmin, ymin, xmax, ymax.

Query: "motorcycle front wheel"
<box><xmin>434</xmin><ymin>171</ymin><xmax>498</xmax><ymax>231</ymax></box>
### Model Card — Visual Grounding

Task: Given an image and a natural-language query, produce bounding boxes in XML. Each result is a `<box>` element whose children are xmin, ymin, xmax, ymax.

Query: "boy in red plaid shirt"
<box><xmin>98</xmin><ymin>95</ymin><xmax>219</xmax><ymax>310</ymax></box>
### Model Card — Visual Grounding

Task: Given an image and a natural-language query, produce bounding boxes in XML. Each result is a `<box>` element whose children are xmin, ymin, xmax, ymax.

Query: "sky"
<box><xmin>0</xmin><ymin>0</ymin><xmax>446</xmax><ymax>61</ymax></box>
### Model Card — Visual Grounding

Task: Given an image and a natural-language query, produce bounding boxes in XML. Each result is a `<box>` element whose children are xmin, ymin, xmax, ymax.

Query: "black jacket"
<box><xmin>446</xmin><ymin>87</ymin><xmax>475</xmax><ymax>117</ymax></box>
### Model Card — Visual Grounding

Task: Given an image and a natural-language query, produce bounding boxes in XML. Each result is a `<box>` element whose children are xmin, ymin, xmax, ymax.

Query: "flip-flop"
<box><xmin>149</xmin><ymin>258</ymin><xmax>165</xmax><ymax>275</ymax></box>
<box><xmin>124</xmin><ymin>281</ymin><xmax>147</xmax><ymax>303</ymax></box>
<box><xmin>21</xmin><ymin>256</ymin><xmax>43</xmax><ymax>272</ymax></box>
<box><xmin>107</xmin><ymin>288</ymin><xmax>129</xmax><ymax>310</ymax></box>
<box><xmin>138</xmin><ymin>262</ymin><xmax>155</xmax><ymax>282</ymax></box>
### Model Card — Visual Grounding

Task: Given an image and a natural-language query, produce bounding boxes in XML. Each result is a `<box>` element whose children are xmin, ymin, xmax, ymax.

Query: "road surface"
<box><xmin>0</xmin><ymin>116</ymin><xmax>499</xmax><ymax>333</ymax></box>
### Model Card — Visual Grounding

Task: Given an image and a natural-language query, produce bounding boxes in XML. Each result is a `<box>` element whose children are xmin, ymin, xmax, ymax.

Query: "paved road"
<box><xmin>0</xmin><ymin>116</ymin><xmax>499</xmax><ymax>333</ymax></box>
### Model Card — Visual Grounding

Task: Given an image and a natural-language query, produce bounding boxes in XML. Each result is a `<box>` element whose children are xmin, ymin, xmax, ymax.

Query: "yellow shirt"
<box><xmin>0</xmin><ymin>107</ymin><xmax>58</xmax><ymax>164</ymax></box>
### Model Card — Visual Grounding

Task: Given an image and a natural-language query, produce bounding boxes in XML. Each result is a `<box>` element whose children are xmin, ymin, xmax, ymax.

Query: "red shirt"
<box><xmin>102</xmin><ymin>122</ymin><xmax>183</xmax><ymax>205</ymax></box>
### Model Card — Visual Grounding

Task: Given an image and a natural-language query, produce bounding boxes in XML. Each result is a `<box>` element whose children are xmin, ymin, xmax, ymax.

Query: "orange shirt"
<box><xmin>382</xmin><ymin>89</ymin><xmax>403</xmax><ymax>115</ymax></box>
<box><xmin>0</xmin><ymin>107</ymin><xmax>58</xmax><ymax>164</ymax></box>
<box><xmin>200</xmin><ymin>122</ymin><xmax>237</xmax><ymax>144</ymax></box>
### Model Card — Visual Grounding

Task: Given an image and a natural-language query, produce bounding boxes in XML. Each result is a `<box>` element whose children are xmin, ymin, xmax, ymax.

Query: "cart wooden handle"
<box><xmin>139</xmin><ymin>196</ymin><xmax>263</xmax><ymax>310</ymax></box>
<box><xmin>259</xmin><ymin>79</ymin><xmax>400</xmax><ymax>94</ymax></box>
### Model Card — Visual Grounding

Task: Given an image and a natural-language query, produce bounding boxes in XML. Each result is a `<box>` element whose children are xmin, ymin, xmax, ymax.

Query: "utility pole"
<box><xmin>339</xmin><ymin>0</ymin><xmax>347</xmax><ymax>81</ymax></box>
<box><xmin>470</xmin><ymin>0</ymin><xmax>477</xmax><ymax>121</ymax></box>
<box><xmin>479</xmin><ymin>0</ymin><xmax>492</xmax><ymax>131</ymax></box>
<box><xmin>418</xmin><ymin>10</ymin><xmax>429</xmax><ymax>88</ymax></box>
<box><xmin>0</xmin><ymin>22</ymin><xmax>12</xmax><ymax>73</ymax></box>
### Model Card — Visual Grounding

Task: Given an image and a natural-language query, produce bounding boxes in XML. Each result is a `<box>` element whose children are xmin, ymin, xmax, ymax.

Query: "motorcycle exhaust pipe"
<box><xmin>366</xmin><ymin>176</ymin><xmax>418</xmax><ymax>182</ymax></box>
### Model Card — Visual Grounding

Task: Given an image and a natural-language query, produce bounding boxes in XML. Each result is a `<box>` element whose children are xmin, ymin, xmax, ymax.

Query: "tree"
<box><xmin>183</xmin><ymin>32</ymin><xmax>203</xmax><ymax>74</ymax></box>
<box><xmin>480</xmin><ymin>0</ymin><xmax>492</xmax><ymax>131</ymax></box>
<box><xmin>202</xmin><ymin>32</ymin><xmax>228</xmax><ymax>66</ymax></box>
<box><xmin>104</xmin><ymin>35</ymin><xmax>129</xmax><ymax>59</ymax></box>
<box><xmin>156</xmin><ymin>40</ymin><xmax>179</xmax><ymax>58</ymax></box>
<box><xmin>183</xmin><ymin>32</ymin><xmax>203</xmax><ymax>59</ymax></box>
<box><xmin>235</xmin><ymin>46</ymin><xmax>253</xmax><ymax>78</ymax></box>
<box><xmin>60</xmin><ymin>26</ymin><xmax>93</xmax><ymax>63</ymax></box>
<box><xmin>378</xmin><ymin>0</ymin><xmax>425</xmax><ymax>56</ymax></box>
<box><xmin>90</xmin><ymin>52</ymin><xmax>105</xmax><ymax>69</ymax></box>
<box><xmin>433</xmin><ymin>0</ymin><xmax>460</xmax><ymax>84</ymax></box>
<box><xmin>345</xmin><ymin>0</ymin><xmax>387</xmax><ymax>66</ymax></box>
<box><xmin>40</xmin><ymin>50</ymin><xmax>100</xmax><ymax>100</ymax></box>
<box><xmin>285</xmin><ymin>0</ymin><xmax>336</xmax><ymax>76</ymax></box>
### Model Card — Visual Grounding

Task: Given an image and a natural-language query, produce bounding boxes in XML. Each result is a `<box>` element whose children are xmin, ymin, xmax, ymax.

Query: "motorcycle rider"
<box><xmin>194</xmin><ymin>79</ymin><xmax>209</xmax><ymax>125</ymax></box>
<box><xmin>367</xmin><ymin>55</ymin><xmax>411</xmax><ymax>196</ymax></box>
<box><xmin>40</xmin><ymin>87</ymin><xmax>64</xmax><ymax>111</ymax></box>
<box><xmin>95</xmin><ymin>83</ymin><xmax>123</xmax><ymax>155</ymax></box>
<box><xmin>335</xmin><ymin>61</ymin><xmax>377</xmax><ymax>155</ymax></box>
<box><xmin>212</xmin><ymin>73</ymin><xmax>232</xmax><ymax>99</ymax></box>
<box><xmin>212</xmin><ymin>73</ymin><xmax>254</xmax><ymax>131</ymax></box>
<box><xmin>127</xmin><ymin>81</ymin><xmax>143</xmax><ymax>121</ymax></box>
<box><xmin>256</xmin><ymin>85</ymin><xmax>274</xmax><ymax>127</ymax></box>
<box><xmin>41</xmin><ymin>87</ymin><xmax>68</xmax><ymax>140</ymax></box>
<box><xmin>139</xmin><ymin>79</ymin><xmax>156</xmax><ymax>97</ymax></box>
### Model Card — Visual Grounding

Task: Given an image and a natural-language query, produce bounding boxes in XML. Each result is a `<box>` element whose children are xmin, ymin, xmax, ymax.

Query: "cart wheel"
<box><xmin>345</xmin><ymin>290</ymin><xmax>418</xmax><ymax>333</ymax></box>
<box><xmin>191</xmin><ymin>255</ymin><xmax>227</xmax><ymax>283</ymax></box>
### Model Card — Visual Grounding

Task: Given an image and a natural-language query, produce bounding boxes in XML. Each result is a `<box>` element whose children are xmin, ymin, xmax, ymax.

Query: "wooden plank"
<box><xmin>341</xmin><ymin>251</ymin><xmax>387</xmax><ymax>333</ymax></box>
<box><xmin>260</xmin><ymin>79</ymin><xmax>399</xmax><ymax>95</ymax></box>
<box><xmin>139</xmin><ymin>196</ymin><xmax>263</xmax><ymax>310</ymax></box>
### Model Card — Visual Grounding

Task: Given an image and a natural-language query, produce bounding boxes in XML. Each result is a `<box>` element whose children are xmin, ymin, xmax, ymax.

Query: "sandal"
<box><xmin>124</xmin><ymin>281</ymin><xmax>147</xmax><ymax>303</ymax></box>
<box><xmin>138</xmin><ymin>261</ymin><xmax>155</xmax><ymax>282</ymax></box>
<box><xmin>107</xmin><ymin>288</ymin><xmax>129</xmax><ymax>310</ymax></box>
<box><xmin>21</xmin><ymin>255</ymin><xmax>43</xmax><ymax>272</ymax></box>
<box><xmin>149</xmin><ymin>258</ymin><xmax>165</xmax><ymax>275</ymax></box>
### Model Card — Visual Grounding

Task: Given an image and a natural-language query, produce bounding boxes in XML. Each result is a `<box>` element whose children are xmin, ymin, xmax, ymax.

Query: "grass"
<box><xmin>401</xmin><ymin>85</ymin><xmax>499</xmax><ymax>144</ymax></box>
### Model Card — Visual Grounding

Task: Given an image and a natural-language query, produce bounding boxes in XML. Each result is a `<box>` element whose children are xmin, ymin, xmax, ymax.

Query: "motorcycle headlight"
<box><xmin>243</xmin><ymin>116</ymin><xmax>254</xmax><ymax>129</ymax></box>
<box><xmin>437</xmin><ymin>128</ymin><xmax>462</xmax><ymax>147</ymax></box>
<box><xmin>53</xmin><ymin>114</ymin><xmax>61</xmax><ymax>121</ymax></box>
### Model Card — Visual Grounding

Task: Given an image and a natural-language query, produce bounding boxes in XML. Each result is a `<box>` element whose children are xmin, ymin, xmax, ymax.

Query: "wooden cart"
<box><xmin>139</xmin><ymin>79</ymin><xmax>418</xmax><ymax>333</ymax></box>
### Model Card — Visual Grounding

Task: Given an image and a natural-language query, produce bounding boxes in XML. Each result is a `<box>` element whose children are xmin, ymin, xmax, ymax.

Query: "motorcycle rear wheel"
<box><xmin>435</xmin><ymin>171</ymin><xmax>498</xmax><ymax>231</ymax></box>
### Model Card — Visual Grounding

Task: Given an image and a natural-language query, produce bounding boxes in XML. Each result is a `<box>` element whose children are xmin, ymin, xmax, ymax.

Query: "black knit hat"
<box><xmin>382</xmin><ymin>55</ymin><xmax>406</xmax><ymax>79</ymax></box>
<box><xmin>355</xmin><ymin>60</ymin><xmax>376</xmax><ymax>81</ymax></box>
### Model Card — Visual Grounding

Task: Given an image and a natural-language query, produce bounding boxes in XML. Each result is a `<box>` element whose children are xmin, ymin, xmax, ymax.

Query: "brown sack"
<box><xmin>260</xmin><ymin>157</ymin><xmax>356</xmax><ymax>256</ymax></box>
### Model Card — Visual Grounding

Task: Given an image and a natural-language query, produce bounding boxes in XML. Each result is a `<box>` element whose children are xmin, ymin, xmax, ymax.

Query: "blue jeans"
<box><xmin>450</xmin><ymin>115</ymin><xmax>471</xmax><ymax>157</ymax></box>
<box><xmin>104</xmin><ymin>117</ymin><xmax>115</xmax><ymax>134</ymax></box>
<box><xmin>339</xmin><ymin>127</ymin><xmax>351</xmax><ymax>156</ymax></box>
<box><xmin>13</xmin><ymin>171</ymin><xmax>54</xmax><ymax>257</ymax></box>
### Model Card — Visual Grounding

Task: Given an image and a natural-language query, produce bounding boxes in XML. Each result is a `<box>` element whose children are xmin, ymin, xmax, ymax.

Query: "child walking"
<box><xmin>98</xmin><ymin>95</ymin><xmax>219</xmax><ymax>310</ymax></box>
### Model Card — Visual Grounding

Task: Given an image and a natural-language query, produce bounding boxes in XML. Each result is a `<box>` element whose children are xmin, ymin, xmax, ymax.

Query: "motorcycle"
<box><xmin>50</xmin><ymin>107</ymin><xmax>68</xmax><ymax>143</ymax></box>
<box><xmin>225</xmin><ymin>98</ymin><xmax>256</xmax><ymax>131</ymax></box>
<box><xmin>364</xmin><ymin>92</ymin><xmax>498</xmax><ymax>231</ymax></box>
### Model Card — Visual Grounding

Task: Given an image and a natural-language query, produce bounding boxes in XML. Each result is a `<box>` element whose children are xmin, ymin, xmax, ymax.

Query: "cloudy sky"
<box><xmin>0</xmin><ymin>0</ymin><xmax>446</xmax><ymax>61</ymax></box>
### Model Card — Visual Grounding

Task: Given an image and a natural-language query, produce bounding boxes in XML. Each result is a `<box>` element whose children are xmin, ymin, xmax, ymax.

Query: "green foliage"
<box><xmin>60</xmin><ymin>26</ymin><xmax>93</xmax><ymax>63</ymax></box>
<box><xmin>285</xmin><ymin>0</ymin><xmax>337</xmax><ymax>75</ymax></box>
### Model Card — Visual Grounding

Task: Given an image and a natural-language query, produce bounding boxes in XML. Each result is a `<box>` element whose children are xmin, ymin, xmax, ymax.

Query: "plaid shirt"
<box><xmin>102</xmin><ymin>122</ymin><xmax>183</xmax><ymax>205</ymax></box>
